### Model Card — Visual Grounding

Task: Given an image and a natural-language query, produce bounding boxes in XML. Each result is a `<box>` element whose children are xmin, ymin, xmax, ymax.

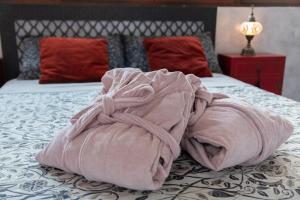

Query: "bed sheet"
<box><xmin>0</xmin><ymin>73</ymin><xmax>245</xmax><ymax>93</ymax></box>
<box><xmin>1</xmin><ymin>75</ymin><xmax>300</xmax><ymax>200</ymax></box>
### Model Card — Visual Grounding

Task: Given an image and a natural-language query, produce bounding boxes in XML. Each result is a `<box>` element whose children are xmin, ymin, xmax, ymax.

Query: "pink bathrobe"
<box><xmin>36</xmin><ymin>68</ymin><xmax>202</xmax><ymax>190</ymax></box>
<box><xmin>182</xmin><ymin>92</ymin><xmax>293</xmax><ymax>171</ymax></box>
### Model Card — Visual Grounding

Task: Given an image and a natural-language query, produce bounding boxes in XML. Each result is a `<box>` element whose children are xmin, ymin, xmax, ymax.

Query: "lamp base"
<box><xmin>241</xmin><ymin>35</ymin><xmax>256</xmax><ymax>56</ymax></box>
<box><xmin>241</xmin><ymin>46</ymin><xmax>256</xmax><ymax>56</ymax></box>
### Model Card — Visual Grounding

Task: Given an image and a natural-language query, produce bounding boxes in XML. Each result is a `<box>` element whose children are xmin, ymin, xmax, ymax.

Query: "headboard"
<box><xmin>0</xmin><ymin>4</ymin><xmax>217</xmax><ymax>82</ymax></box>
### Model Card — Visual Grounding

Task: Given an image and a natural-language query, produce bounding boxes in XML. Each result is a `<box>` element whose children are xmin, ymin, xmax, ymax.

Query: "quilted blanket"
<box><xmin>1</xmin><ymin>78</ymin><xmax>300</xmax><ymax>199</ymax></box>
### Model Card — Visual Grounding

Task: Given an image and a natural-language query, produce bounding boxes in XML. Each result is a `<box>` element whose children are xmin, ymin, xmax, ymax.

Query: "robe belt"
<box><xmin>188</xmin><ymin>88</ymin><xmax>228</xmax><ymax>126</ymax></box>
<box><xmin>65</xmin><ymin>86</ymin><xmax>181</xmax><ymax>163</ymax></box>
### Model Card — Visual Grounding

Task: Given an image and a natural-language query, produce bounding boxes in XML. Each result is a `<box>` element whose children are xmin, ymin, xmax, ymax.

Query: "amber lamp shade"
<box><xmin>240</xmin><ymin>7</ymin><xmax>263</xmax><ymax>56</ymax></box>
<box><xmin>240</xmin><ymin>21</ymin><xmax>263</xmax><ymax>36</ymax></box>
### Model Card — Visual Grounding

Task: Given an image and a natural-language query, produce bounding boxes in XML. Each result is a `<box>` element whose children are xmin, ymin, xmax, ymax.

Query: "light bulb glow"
<box><xmin>240</xmin><ymin>21</ymin><xmax>263</xmax><ymax>36</ymax></box>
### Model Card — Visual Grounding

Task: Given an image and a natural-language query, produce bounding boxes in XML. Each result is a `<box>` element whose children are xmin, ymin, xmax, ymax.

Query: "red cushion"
<box><xmin>39</xmin><ymin>37</ymin><xmax>109</xmax><ymax>84</ymax></box>
<box><xmin>143</xmin><ymin>36</ymin><xmax>212</xmax><ymax>77</ymax></box>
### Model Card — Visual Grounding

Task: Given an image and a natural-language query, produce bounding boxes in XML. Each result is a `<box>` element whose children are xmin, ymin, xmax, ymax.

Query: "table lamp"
<box><xmin>240</xmin><ymin>6</ymin><xmax>263</xmax><ymax>56</ymax></box>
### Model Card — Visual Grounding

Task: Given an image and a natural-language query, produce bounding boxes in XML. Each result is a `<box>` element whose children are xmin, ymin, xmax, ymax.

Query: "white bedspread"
<box><xmin>1</xmin><ymin>73</ymin><xmax>300</xmax><ymax>200</ymax></box>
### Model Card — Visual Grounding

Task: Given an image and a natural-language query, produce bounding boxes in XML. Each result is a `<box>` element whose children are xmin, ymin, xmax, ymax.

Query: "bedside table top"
<box><xmin>219</xmin><ymin>53</ymin><xmax>285</xmax><ymax>59</ymax></box>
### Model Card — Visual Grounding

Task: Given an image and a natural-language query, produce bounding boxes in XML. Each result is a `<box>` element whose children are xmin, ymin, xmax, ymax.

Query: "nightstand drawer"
<box><xmin>260</xmin><ymin>61</ymin><xmax>285</xmax><ymax>75</ymax></box>
<box><xmin>231</xmin><ymin>61</ymin><xmax>258</xmax><ymax>76</ymax></box>
<box><xmin>260</xmin><ymin>75</ymin><xmax>283</xmax><ymax>95</ymax></box>
<box><xmin>232</xmin><ymin>61</ymin><xmax>284</xmax><ymax>76</ymax></box>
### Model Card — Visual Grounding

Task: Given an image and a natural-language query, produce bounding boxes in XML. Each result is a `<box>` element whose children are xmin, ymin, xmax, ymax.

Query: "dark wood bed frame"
<box><xmin>0</xmin><ymin>4</ymin><xmax>217</xmax><ymax>83</ymax></box>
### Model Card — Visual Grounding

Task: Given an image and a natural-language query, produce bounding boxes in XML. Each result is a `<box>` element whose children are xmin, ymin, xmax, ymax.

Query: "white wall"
<box><xmin>216</xmin><ymin>7</ymin><xmax>300</xmax><ymax>101</ymax></box>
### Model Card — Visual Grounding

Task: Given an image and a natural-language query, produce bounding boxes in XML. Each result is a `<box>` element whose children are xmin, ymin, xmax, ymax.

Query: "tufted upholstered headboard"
<box><xmin>0</xmin><ymin>4</ymin><xmax>217</xmax><ymax>82</ymax></box>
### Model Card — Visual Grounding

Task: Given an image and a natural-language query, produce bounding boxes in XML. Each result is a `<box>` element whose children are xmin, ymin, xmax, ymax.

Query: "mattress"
<box><xmin>1</xmin><ymin>74</ymin><xmax>300</xmax><ymax>200</ymax></box>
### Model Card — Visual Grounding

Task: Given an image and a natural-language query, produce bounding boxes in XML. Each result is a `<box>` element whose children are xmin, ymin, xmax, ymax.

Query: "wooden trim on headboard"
<box><xmin>0</xmin><ymin>0</ymin><xmax>300</xmax><ymax>6</ymax></box>
<box><xmin>240</xmin><ymin>0</ymin><xmax>300</xmax><ymax>6</ymax></box>
<box><xmin>0</xmin><ymin>0</ymin><xmax>234</xmax><ymax>6</ymax></box>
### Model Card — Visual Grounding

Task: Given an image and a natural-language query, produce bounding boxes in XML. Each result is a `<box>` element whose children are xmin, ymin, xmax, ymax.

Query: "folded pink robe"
<box><xmin>182</xmin><ymin>94</ymin><xmax>293</xmax><ymax>171</ymax></box>
<box><xmin>36</xmin><ymin>68</ymin><xmax>202</xmax><ymax>190</ymax></box>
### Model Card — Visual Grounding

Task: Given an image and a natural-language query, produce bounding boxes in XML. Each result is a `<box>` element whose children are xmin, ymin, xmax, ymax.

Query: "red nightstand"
<box><xmin>218</xmin><ymin>53</ymin><xmax>286</xmax><ymax>95</ymax></box>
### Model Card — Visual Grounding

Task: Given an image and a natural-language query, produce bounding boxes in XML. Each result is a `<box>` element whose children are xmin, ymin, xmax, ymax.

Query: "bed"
<box><xmin>1</xmin><ymin>4</ymin><xmax>300</xmax><ymax>200</ymax></box>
